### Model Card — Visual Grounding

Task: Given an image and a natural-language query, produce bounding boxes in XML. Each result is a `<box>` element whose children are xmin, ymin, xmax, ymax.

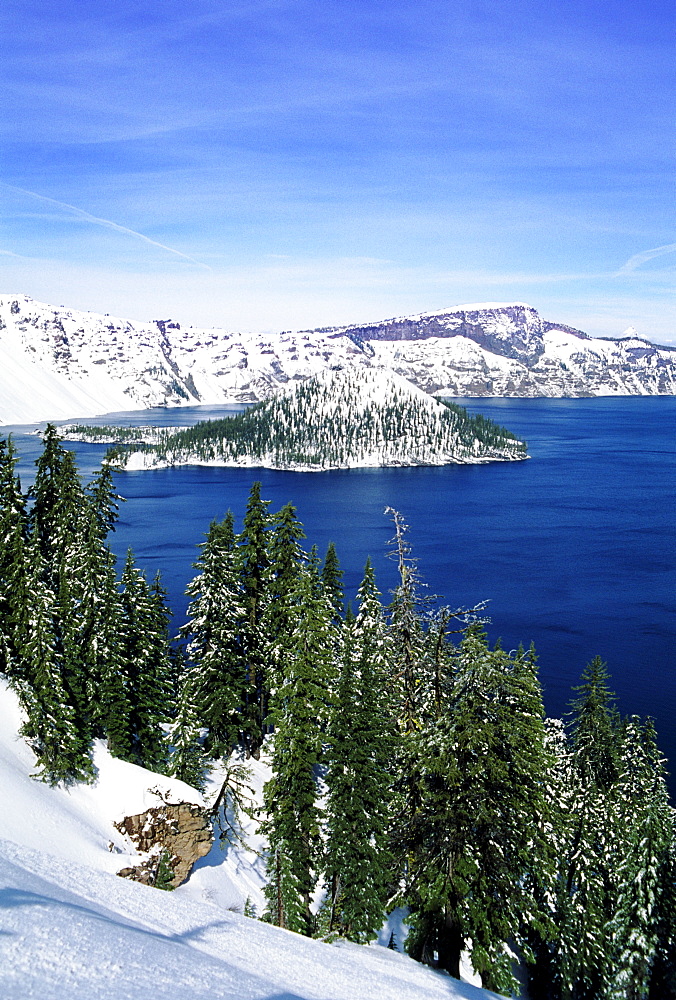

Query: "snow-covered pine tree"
<box><xmin>323</xmin><ymin>558</ymin><xmax>394</xmax><ymax>942</ymax></box>
<box><xmin>262</xmin><ymin>558</ymin><xmax>337</xmax><ymax>936</ymax></box>
<box><xmin>17</xmin><ymin>535</ymin><xmax>94</xmax><ymax>784</ymax></box>
<box><xmin>554</xmin><ymin>656</ymin><xmax>622</xmax><ymax>1000</ymax></box>
<box><xmin>139</xmin><ymin>572</ymin><xmax>174</xmax><ymax>771</ymax></box>
<box><xmin>523</xmin><ymin>714</ymin><xmax>574</xmax><ymax>999</ymax></box>
<box><xmin>321</xmin><ymin>541</ymin><xmax>344</xmax><ymax>624</ymax></box>
<box><xmin>0</xmin><ymin>436</ymin><xmax>28</xmax><ymax>681</ymax></box>
<box><xmin>87</xmin><ymin>461</ymin><xmax>123</xmax><ymax>541</ymax></box>
<box><xmin>237</xmin><ymin>482</ymin><xmax>272</xmax><ymax>756</ymax></box>
<box><xmin>61</xmin><ymin>489</ymin><xmax>124</xmax><ymax>744</ymax></box>
<box><xmin>263</xmin><ymin>501</ymin><xmax>306</xmax><ymax>695</ymax></box>
<box><xmin>180</xmin><ymin>512</ymin><xmax>246</xmax><ymax>758</ymax></box>
<box><xmin>385</xmin><ymin>508</ymin><xmax>427</xmax><ymax>738</ymax></box>
<box><xmin>606</xmin><ymin>718</ymin><xmax>674</xmax><ymax>999</ymax></box>
<box><xmin>168</xmin><ymin>654</ymin><xmax>208</xmax><ymax>791</ymax></box>
<box><xmin>114</xmin><ymin>551</ymin><xmax>171</xmax><ymax>772</ymax></box>
<box><xmin>28</xmin><ymin>424</ymin><xmax>67</xmax><ymax>566</ymax></box>
<box><xmin>408</xmin><ymin>625</ymin><xmax>555</xmax><ymax>995</ymax></box>
<box><xmin>41</xmin><ymin>447</ymin><xmax>99</xmax><ymax>747</ymax></box>
<box><xmin>648</xmin><ymin>821</ymin><xmax>676</xmax><ymax>998</ymax></box>
<box><xmin>383</xmin><ymin>508</ymin><xmax>433</xmax><ymax>928</ymax></box>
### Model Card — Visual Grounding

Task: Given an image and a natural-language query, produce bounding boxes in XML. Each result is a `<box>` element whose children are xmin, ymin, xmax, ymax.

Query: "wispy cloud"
<box><xmin>616</xmin><ymin>243</ymin><xmax>676</xmax><ymax>275</ymax></box>
<box><xmin>0</xmin><ymin>249</ymin><xmax>32</xmax><ymax>259</ymax></box>
<box><xmin>0</xmin><ymin>183</ymin><xmax>211</xmax><ymax>270</ymax></box>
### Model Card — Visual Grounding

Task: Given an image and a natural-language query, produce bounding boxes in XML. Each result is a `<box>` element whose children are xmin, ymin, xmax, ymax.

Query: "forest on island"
<box><xmin>0</xmin><ymin>426</ymin><xmax>674</xmax><ymax>999</ymax></box>
<box><xmin>63</xmin><ymin>369</ymin><xmax>526</xmax><ymax>469</ymax></box>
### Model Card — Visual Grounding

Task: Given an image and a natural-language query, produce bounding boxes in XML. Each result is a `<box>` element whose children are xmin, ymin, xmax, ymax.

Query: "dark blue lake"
<box><xmin>7</xmin><ymin>397</ymin><xmax>676</xmax><ymax>788</ymax></box>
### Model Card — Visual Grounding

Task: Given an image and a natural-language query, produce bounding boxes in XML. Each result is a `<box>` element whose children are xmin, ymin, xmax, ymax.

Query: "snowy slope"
<box><xmin>2</xmin><ymin>294</ymin><xmax>675</xmax><ymax>425</ymax></box>
<box><xmin>0</xmin><ymin>680</ymin><xmax>503</xmax><ymax>999</ymax></box>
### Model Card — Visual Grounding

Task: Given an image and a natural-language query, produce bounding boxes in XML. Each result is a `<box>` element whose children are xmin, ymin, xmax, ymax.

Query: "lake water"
<box><xmin>6</xmin><ymin>397</ymin><xmax>676</xmax><ymax>788</ymax></box>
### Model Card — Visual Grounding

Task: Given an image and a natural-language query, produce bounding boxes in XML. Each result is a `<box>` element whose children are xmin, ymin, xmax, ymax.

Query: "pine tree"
<box><xmin>138</xmin><ymin>572</ymin><xmax>173</xmax><ymax>771</ymax></box>
<box><xmin>87</xmin><ymin>461</ymin><xmax>122</xmax><ymax>541</ymax></box>
<box><xmin>114</xmin><ymin>551</ymin><xmax>171</xmax><ymax>771</ymax></box>
<box><xmin>607</xmin><ymin>719</ymin><xmax>674</xmax><ymax>999</ymax></box>
<box><xmin>181</xmin><ymin>512</ymin><xmax>245</xmax><ymax>758</ymax></box>
<box><xmin>28</xmin><ymin>423</ymin><xmax>68</xmax><ymax>565</ymax></box>
<box><xmin>321</xmin><ymin>541</ymin><xmax>344</xmax><ymax>623</ymax></box>
<box><xmin>262</xmin><ymin>561</ymin><xmax>337</xmax><ymax>935</ymax></box>
<box><xmin>168</xmin><ymin>645</ymin><xmax>207</xmax><ymax>791</ymax></box>
<box><xmin>237</xmin><ymin>482</ymin><xmax>272</xmax><ymax>755</ymax></box>
<box><xmin>17</xmin><ymin>536</ymin><xmax>94</xmax><ymax>785</ymax></box>
<box><xmin>263</xmin><ymin>501</ymin><xmax>306</xmax><ymax>694</ymax></box>
<box><xmin>408</xmin><ymin>626</ymin><xmax>555</xmax><ymax>995</ymax></box>
<box><xmin>383</xmin><ymin>507</ymin><xmax>431</xmax><ymax>928</ymax></box>
<box><xmin>62</xmin><ymin>495</ymin><xmax>124</xmax><ymax>742</ymax></box>
<box><xmin>323</xmin><ymin>559</ymin><xmax>394</xmax><ymax>942</ymax></box>
<box><xmin>0</xmin><ymin>436</ymin><xmax>28</xmax><ymax>681</ymax></box>
<box><xmin>385</xmin><ymin>508</ymin><xmax>427</xmax><ymax>738</ymax></box>
<box><xmin>649</xmin><ymin>823</ymin><xmax>676</xmax><ymax>998</ymax></box>
<box><xmin>555</xmin><ymin>656</ymin><xmax>622</xmax><ymax>1000</ymax></box>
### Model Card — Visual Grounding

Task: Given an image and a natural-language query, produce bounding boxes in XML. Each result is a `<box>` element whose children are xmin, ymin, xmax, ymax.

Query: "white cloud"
<box><xmin>0</xmin><ymin>183</ymin><xmax>212</xmax><ymax>271</ymax></box>
<box><xmin>617</xmin><ymin>242</ymin><xmax>676</xmax><ymax>275</ymax></box>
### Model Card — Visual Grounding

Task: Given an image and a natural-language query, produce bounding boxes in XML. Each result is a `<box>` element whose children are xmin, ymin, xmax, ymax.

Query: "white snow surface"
<box><xmin>0</xmin><ymin>680</ymin><xmax>503</xmax><ymax>999</ymax></box>
<box><xmin>2</xmin><ymin>294</ymin><xmax>675</xmax><ymax>425</ymax></box>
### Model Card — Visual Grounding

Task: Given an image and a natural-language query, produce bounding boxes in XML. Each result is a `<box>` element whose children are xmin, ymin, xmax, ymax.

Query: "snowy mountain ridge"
<box><xmin>2</xmin><ymin>293</ymin><xmax>675</xmax><ymax>426</ymax></box>
<box><xmin>0</xmin><ymin>678</ymin><xmax>502</xmax><ymax>1000</ymax></box>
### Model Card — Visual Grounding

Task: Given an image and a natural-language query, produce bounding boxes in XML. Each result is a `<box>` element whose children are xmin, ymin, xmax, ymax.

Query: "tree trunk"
<box><xmin>436</xmin><ymin>909</ymin><xmax>463</xmax><ymax>980</ymax></box>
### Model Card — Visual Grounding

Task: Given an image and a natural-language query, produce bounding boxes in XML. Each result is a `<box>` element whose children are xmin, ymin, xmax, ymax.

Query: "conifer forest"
<box><xmin>62</xmin><ymin>365</ymin><xmax>527</xmax><ymax>470</ymax></box>
<box><xmin>1</xmin><ymin>426</ymin><xmax>674</xmax><ymax>999</ymax></box>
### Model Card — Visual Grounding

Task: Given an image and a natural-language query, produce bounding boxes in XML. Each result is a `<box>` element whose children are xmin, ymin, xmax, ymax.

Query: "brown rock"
<box><xmin>115</xmin><ymin>802</ymin><xmax>212</xmax><ymax>889</ymax></box>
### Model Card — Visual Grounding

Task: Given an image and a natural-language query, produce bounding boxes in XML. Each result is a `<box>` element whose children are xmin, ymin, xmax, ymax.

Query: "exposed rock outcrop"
<box><xmin>115</xmin><ymin>802</ymin><xmax>212</xmax><ymax>889</ymax></box>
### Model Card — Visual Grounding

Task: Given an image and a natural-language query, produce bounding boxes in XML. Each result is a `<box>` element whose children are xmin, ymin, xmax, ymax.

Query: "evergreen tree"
<box><xmin>321</xmin><ymin>541</ymin><xmax>344</xmax><ymax>623</ymax></box>
<box><xmin>62</xmin><ymin>495</ymin><xmax>124</xmax><ymax>742</ymax></box>
<box><xmin>555</xmin><ymin>656</ymin><xmax>622</xmax><ymax>1000</ymax></box>
<box><xmin>649</xmin><ymin>824</ymin><xmax>676</xmax><ymax>998</ymax></box>
<box><xmin>87</xmin><ymin>461</ymin><xmax>122</xmax><ymax>541</ymax></box>
<box><xmin>237</xmin><ymin>482</ymin><xmax>272</xmax><ymax>755</ymax></box>
<box><xmin>181</xmin><ymin>513</ymin><xmax>245</xmax><ymax>757</ymax></box>
<box><xmin>262</xmin><ymin>561</ymin><xmax>337</xmax><ymax>935</ymax></box>
<box><xmin>408</xmin><ymin>626</ymin><xmax>555</xmax><ymax>995</ymax></box>
<box><xmin>28</xmin><ymin>423</ymin><xmax>68</xmax><ymax>565</ymax></box>
<box><xmin>0</xmin><ymin>436</ymin><xmax>28</xmax><ymax>681</ymax></box>
<box><xmin>323</xmin><ymin>559</ymin><xmax>394</xmax><ymax>942</ymax></box>
<box><xmin>263</xmin><ymin>501</ymin><xmax>306</xmax><ymax>693</ymax></box>
<box><xmin>17</xmin><ymin>536</ymin><xmax>94</xmax><ymax>785</ymax></box>
<box><xmin>607</xmin><ymin>719</ymin><xmax>674</xmax><ymax>1000</ymax></box>
<box><xmin>385</xmin><ymin>508</ymin><xmax>427</xmax><ymax>737</ymax></box>
<box><xmin>384</xmin><ymin>507</ymin><xmax>431</xmax><ymax>923</ymax></box>
<box><xmin>168</xmin><ymin>645</ymin><xmax>208</xmax><ymax>791</ymax></box>
<box><xmin>114</xmin><ymin>552</ymin><xmax>171</xmax><ymax>771</ymax></box>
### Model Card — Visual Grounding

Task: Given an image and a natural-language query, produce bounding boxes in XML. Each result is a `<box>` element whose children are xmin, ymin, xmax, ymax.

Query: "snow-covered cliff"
<box><xmin>2</xmin><ymin>294</ymin><xmax>674</xmax><ymax>425</ymax></box>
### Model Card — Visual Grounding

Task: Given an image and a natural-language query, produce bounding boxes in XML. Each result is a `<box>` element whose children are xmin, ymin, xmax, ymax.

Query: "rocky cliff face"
<box><xmin>329</xmin><ymin>303</ymin><xmax>550</xmax><ymax>364</ymax></box>
<box><xmin>1</xmin><ymin>294</ymin><xmax>675</xmax><ymax>424</ymax></box>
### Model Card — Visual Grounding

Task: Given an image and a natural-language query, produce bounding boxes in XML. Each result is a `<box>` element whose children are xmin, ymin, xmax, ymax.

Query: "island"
<box><xmin>61</xmin><ymin>365</ymin><xmax>528</xmax><ymax>471</ymax></box>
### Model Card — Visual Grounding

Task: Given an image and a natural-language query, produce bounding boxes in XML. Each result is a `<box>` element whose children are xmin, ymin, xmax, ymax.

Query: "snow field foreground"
<box><xmin>0</xmin><ymin>681</ymin><xmax>503</xmax><ymax>1000</ymax></box>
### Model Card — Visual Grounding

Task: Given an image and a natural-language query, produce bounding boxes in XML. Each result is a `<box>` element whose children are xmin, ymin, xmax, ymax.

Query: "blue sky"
<box><xmin>1</xmin><ymin>0</ymin><xmax>674</xmax><ymax>339</ymax></box>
